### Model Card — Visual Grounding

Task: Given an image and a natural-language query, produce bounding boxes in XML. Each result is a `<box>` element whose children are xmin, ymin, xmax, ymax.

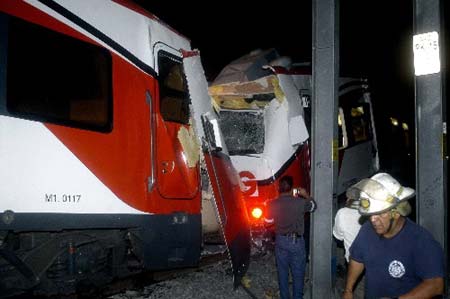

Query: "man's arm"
<box><xmin>343</xmin><ymin>259</ymin><xmax>364</xmax><ymax>299</ymax></box>
<box><xmin>296</xmin><ymin>187</ymin><xmax>310</xmax><ymax>199</ymax></box>
<box><xmin>296</xmin><ymin>188</ymin><xmax>316</xmax><ymax>212</ymax></box>
<box><xmin>398</xmin><ymin>277</ymin><xmax>443</xmax><ymax>299</ymax></box>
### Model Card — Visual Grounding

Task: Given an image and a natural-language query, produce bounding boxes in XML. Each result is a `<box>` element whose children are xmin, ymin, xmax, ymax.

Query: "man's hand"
<box><xmin>343</xmin><ymin>260</ymin><xmax>364</xmax><ymax>299</ymax></box>
<box><xmin>296</xmin><ymin>187</ymin><xmax>310</xmax><ymax>199</ymax></box>
<box><xmin>342</xmin><ymin>289</ymin><xmax>353</xmax><ymax>299</ymax></box>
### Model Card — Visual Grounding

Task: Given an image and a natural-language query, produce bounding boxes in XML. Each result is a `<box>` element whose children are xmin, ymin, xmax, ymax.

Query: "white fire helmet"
<box><xmin>346</xmin><ymin>173</ymin><xmax>415</xmax><ymax>216</ymax></box>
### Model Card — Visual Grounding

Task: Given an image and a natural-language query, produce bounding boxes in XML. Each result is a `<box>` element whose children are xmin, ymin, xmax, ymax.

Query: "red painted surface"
<box><xmin>48</xmin><ymin>55</ymin><xmax>154</xmax><ymax>213</ymax></box>
<box><xmin>181</xmin><ymin>49</ymin><xmax>200</xmax><ymax>58</ymax></box>
<box><xmin>155</xmin><ymin>117</ymin><xmax>200</xmax><ymax>200</ymax></box>
<box><xmin>203</xmin><ymin>151</ymin><xmax>249</xmax><ymax>241</ymax></box>
<box><xmin>204</xmin><ymin>150</ymin><xmax>251</xmax><ymax>285</ymax></box>
<box><xmin>239</xmin><ymin>171</ymin><xmax>257</xmax><ymax>196</ymax></box>
<box><xmin>1</xmin><ymin>1</ymin><xmax>201</xmax><ymax>215</ymax></box>
<box><xmin>243</xmin><ymin>145</ymin><xmax>311</xmax><ymax>224</ymax></box>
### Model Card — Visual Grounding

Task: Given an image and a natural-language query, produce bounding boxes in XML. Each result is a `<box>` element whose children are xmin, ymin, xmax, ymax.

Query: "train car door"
<box><xmin>182</xmin><ymin>51</ymin><xmax>251</xmax><ymax>288</ymax></box>
<box><xmin>337</xmin><ymin>87</ymin><xmax>379</xmax><ymax>194</ymax></box>
<box><xmin>154</xmin><ymin>47</ymin><xmax>199</xmax><ymax>199</ymax></box>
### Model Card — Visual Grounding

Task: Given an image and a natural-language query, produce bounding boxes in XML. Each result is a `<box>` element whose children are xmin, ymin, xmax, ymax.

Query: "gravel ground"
<box><xmin>109</xmin><ymin>251</ymin><xmax>280</xmax><ymax>299</ymax></box>
<box><xmin>108</xmin><ymin>245</ymin><xmax>364</xmax><ymax>299</ymax></box>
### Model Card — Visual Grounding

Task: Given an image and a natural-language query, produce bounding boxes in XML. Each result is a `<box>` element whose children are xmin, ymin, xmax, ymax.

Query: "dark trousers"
<box><xmin>275</xmin><ymin>235</ymin><xmax>306</xmax><ymax>299</ymax></box>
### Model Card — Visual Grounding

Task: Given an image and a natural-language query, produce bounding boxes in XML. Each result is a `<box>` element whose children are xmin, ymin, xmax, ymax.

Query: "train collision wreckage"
<box><xmin>209</xmin><ymin>48</ymin><xmax>379</xmax><ymax>231</ymax></box>
<box><xmin>0</xmin><ymin>1</ymin><xmax>378</xmax><ymax>297</ymax></box>
<box><xmin>0</xmin><ymin>0</ymin><xmax>250</xmax><ymax>296</ymax></box>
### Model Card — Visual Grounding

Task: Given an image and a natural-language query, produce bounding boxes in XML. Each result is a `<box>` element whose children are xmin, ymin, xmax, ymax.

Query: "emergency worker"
<box><xmin>264</xmin><ymin>175</ymin><xmax>316</xmax><ymax>299</ymax></box>
<box><xmin>343</xmin><ymin>173</ymin><xmax>444</xmax><ymax>299</ymax></box>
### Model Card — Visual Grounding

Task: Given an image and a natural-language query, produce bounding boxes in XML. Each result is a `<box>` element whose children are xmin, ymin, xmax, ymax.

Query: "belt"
<box><xmin>279</xmin><ymin>232</ymin><xmax>302</xmax><ymax>237</ymax></box>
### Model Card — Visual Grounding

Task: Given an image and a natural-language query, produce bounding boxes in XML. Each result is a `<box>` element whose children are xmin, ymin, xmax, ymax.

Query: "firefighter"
<box><xmin>343</xmin><ymin>173</ymin><xmax>444</xmax><ymax>299</ymax></box>
<box><xmin>264</xmin><ymin>175</ymin><xmax>316</xmax><ymax>299</ymax></box>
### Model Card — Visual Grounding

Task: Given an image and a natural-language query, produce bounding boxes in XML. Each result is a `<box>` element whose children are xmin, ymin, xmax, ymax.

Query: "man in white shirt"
<box><xmin>333</xmin><ymin>198</ymin><xmax>363</xmax><ymax>262</ymax></box>
<box><xmin>333</xmin><ymin>194</ymin><xmax>365</xmax><ymax>297</ymax></box>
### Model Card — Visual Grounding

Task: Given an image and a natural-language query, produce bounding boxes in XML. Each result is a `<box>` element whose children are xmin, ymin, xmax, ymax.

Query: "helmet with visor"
<box><xmin>346</xmin><ymin>173</ymin><xmax>415</xmax><ymax>216</ymax></box>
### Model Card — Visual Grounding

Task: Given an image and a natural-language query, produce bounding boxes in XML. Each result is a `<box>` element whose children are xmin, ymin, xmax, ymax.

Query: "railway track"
<box><xmin>9</xmin><ymin>241</ymin><xmax>264</xmax><ymax>299</ymax></box>
<box><xmin>87</xmin><ymin>246</ymin><xmax>230</xmax><ymax>298</ymax></box>
<box><xmin>151</xmin><ymin>250</ymin><xmax>229</xmax><ymax>283</ymax></box>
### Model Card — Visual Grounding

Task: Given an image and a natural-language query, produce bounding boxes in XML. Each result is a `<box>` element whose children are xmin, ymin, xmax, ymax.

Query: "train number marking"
<box><xmin>45</xmin><ymin>194</ymin><xmax>81</xmax><ymax>203</ymax></box>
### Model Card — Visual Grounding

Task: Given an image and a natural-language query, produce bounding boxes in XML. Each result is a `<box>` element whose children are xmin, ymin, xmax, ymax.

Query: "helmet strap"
<box><xmin>386</xmin><ymin>218</ymin><xmax>394</xmax><ymax>234</ymax></box>
<box><xmin>386</xmin><ymin>210</ymin><xmax>396</xmax><ymax>234</ymax></box>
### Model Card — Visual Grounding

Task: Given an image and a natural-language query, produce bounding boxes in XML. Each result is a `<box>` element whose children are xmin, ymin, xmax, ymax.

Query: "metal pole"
<box><xmin>311</xmin><ymin>0</ymin><xmax>339</xmax><ymax>297</ymax></box>
<box><xmin>413</xmin><ymin>0</ymin><xmax>447</xmax><ymax>292</ymax></box>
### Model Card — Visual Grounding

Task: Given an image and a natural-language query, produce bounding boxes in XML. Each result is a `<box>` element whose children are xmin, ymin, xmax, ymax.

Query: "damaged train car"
<box><xmin>0</xmin><ymin>1</ymin><xmax>250</xmax><ymax>297</ymax></box>
<box><xmin>209</xmin><ymin>49</ymin><xmax>379</xmax><ymax>227</ymax></box>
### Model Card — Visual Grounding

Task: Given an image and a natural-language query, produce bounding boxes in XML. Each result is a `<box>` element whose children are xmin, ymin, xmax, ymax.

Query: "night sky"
<box><xmin>135</xmin><ymin>1</ymin><xmax>311</xmax><ymax>79</ymax></box>
<box><xmin>135</xmin><ymin>2</ymin><xmax>412</xmax><ymax>85</ymax></box>
<box><xmin>135</xmin><ymin>1</ymin><xmax>414</xmax><ymax>107</ymax></box>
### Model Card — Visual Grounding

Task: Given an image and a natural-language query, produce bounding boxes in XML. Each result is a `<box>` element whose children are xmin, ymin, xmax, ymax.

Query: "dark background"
<box><xmin>135</xmin><ymin>0</ymin><xmax>448</xmax><ymax>189</ymax></box>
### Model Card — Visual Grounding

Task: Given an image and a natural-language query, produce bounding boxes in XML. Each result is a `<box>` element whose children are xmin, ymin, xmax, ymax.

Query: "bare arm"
<box><xmin>398</xmin><ymin>277</ymin><xmax>444</xmax><ymax>299</ymax></box>
<box><xmin>343</xmin><ymin>259</ymin><xmax>365</xmax><ymax>299</ymax></box>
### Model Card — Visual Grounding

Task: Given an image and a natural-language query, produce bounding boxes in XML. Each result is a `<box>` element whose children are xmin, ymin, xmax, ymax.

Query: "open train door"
<box><xmin>182</xmin><ymin>50</ymin><xmax>251</xmax><ymax>288</ymax></box>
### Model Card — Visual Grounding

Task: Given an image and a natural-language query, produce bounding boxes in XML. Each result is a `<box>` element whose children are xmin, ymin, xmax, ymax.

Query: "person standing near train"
<box><xmin>333</xmin><ymin>196</ymin><xmax>363</xmax><ymax>264</ymax></box>
<box><xmin>264</xmin><ymin>175</ymin><xmax>316</xmax><ymax>299</ymax></box>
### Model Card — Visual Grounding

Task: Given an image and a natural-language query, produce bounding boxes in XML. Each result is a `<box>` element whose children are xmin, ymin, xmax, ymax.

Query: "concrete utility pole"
<box><xmin>413</xmin><ymin>0</ymin><xmax>447</xmax><ymax>252</ymax></box>
<box><xmin>311</xmin><ymin>0</ymin><xmax>339</xmax><ymax>297</ymax></box>
<box><xmin>413</xmin><ymin>0</ymin><xmax>447</xmax><ymax>292</ymax></box>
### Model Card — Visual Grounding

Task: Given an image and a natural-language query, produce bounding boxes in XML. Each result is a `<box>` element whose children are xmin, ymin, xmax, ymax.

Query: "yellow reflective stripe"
<box><xmin>396</xmin><ymin>186</ymin><xmax>404</xmax><ymax>196</ymax></box>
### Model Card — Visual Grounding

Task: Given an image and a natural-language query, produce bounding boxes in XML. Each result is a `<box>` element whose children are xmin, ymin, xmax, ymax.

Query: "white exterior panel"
<box><xmin>0</xmin><ymin>116</ymin><xmax>146</xmax><ymax>214</ymax></box>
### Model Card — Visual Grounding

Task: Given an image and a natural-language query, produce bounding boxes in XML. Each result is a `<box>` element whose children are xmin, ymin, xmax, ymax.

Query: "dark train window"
<box><xmin>3</xmin><ymin>14</ymin><xmax>112</xmax><ymax>132</ymax></box>
<box><xmin>348</xmin><ymin>104</ymin><xmax>372</xmax><ymax>144</ymax></box>
<box><xmin>339</xmin><ymin>88</ymin><xmax>373</xmax><ymax>146</ymax></box>
<box><xmin>158</xmin><ymin>53</ymin><xmax>190</xmax><ymax>124</ymax></box>
<box><xmin>219</xmin><ymin>110</ymin><xmax>265</xmax><ymax>156</ymax></box>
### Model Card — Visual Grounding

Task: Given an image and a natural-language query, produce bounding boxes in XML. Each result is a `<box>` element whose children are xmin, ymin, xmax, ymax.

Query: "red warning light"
<box><xmin>251</xmin><ymin>207</ymin><xmax>263</xmax><ymax>219</ymax></box>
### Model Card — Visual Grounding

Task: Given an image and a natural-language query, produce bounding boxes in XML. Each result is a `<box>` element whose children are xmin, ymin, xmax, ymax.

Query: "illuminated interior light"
<box><xmin>402</xmin><ymin>123</ymin><xmax>409</xmax><ymax>130</ymax></box>
<box><xmin>390</xmin><ymin>117</ymin><xmax>399</xmax><ymax>126</ymax></box>
<box><xmin>351</xmin><ymin>106</ymin><xmax>364</xmax><ymax>117</ymax></box>
<box><xmin>251</xmin><ymin>207</ymin><xmax>263</xmax><ymax>219</ymax></box>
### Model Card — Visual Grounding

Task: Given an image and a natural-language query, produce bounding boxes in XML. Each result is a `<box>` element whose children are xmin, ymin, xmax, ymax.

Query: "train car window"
<box><xmin>3</xmin><ymin>14</ymin><xmax>112</xmax><ymax>132</ymax></box>
<box><xmin>349</xmin><ymin>105</ymin><xmax>372</xmax><ymax>144</ymax></box>
<box><xmin>158</xmin><ymin>53</ymin><xmax>190</xmax><ymax>124</ymax></box>
<box><xmin>218</xmin><ymin>109</ymin><xmax>265</xmax><ymax>156</ymax></box>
